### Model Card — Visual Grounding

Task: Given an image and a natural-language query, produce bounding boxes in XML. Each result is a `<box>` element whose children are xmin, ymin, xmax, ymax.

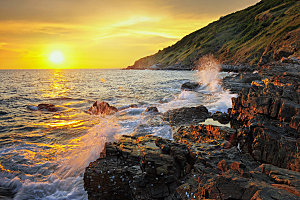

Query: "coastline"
<box><xmin>84</xmin><ymin>63</ymin><xmax>300</xmax><ymax>199</ymax></box>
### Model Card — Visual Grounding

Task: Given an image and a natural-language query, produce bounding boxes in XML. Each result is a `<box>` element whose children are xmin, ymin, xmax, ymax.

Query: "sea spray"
<box><xmin>55</xmin><ymin>115</ymin><xmax>121</xmax><ymax>179</ymax></box>
<box><xmin>159</xmin><ymin>55</ymin><xmax>237</xmax><ymax>113</ymax></box>
<box><xmin>195</xmin><ymin>55</ymin><xmax>237</xmax><ymax>113</ymax></box>
<box><xmin>196</xmin><ymin>54</ymin><xmax>222</xmax><ymax>92</ymax></box>
<box><xmin>9</xmin><ymin>115</ymin><xmax>122</xmax><ymax>200</ymax></box>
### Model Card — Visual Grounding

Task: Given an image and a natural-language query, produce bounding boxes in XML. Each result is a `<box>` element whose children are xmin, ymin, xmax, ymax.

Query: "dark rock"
<box><xmin>163</xmin><ymin>105</ymin><xmax>210</xmax><ymax>126</ymax></box>
<box><xmin>84</xmin><ymin>127</ymin><xmax>300</xmax><ymax>200</ymax></box>
<box><xmin>0</xmin><ymin>186</ymin><xmax>15</xmax><ymax>199</ymax></box>
<box><xmin>240</xmin><ymin>73</ymin><xmax>262</xmax><ymax>83</ymax></box>
<box><xmin>84</xmin><ymin>135</ymin><xmax>195</xmax><ymax>200</ymax></box>
<box><xmin>172</xmin><ymin>125</ymin><xmax>300</xmax><ymax>200</ymax></box>
<box><xmin>118</xmin><ymin>104</ymin><xmax>138</xmax><ymax>111</ymax></box>
<box><xmin>222</xmin><ymin>72</ymin><xmax>261</xmax><ymax>93</ymax></box>
<box><xmin>88</xmin><ymin>101</ymin><xmax>118</xmax><ymax>115</ymax></box>
<box><xmin>212</xmin><ymin>111</ymin><xmax>230</xmax><ymax>124</ymax></box>
<box><xmin>281</xmin><ymin>56</ymin><xmax>300</xmax><ymax>65</ymax></box>
<box><xmin>144</xmin><ymin>107</ymin><xmax>159</xmax><ymax>113</ymax></box>
<box><xmin>0</xmin><ymin>111</ymin><xmax>8</xmax><ymax>116</ymax></box>
<box><xmin>230</xmin><ymin>75</ymin><xmax>300</xmax><ymax>171</ymax></box>
<box><xmin>221</xmin><ymin>64</ymin><xmax>256</xmax><ymax>72</ymax></box>
<box><xmin>181</xmin><ymin>82</ymin><xmax>200</xmax><ymax>91</ymax></box>
<box><xmin>37</xmin><ymin>104</ymin><xmax>59</xmax><ymax>112</ymax></box>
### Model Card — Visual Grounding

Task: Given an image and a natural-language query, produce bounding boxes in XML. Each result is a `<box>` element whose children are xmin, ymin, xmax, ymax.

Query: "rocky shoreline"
<box><xmin>84</xmin><ymin>63</ymin><xmax>300</xmax><ymax>200</ymax></box>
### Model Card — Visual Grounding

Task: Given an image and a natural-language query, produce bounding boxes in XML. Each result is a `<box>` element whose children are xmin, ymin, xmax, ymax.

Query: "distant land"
<box><xmin>126</xmin><ymin>0</ymin><xmax>300</xmax><ymax>70</ymax></box>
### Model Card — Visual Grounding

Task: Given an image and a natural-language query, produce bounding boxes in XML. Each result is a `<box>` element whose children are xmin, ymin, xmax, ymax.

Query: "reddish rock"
<box><xmin>88</xmin><ymin>101</ymin><xmax>118</xmax><ymax>115</ymax></box>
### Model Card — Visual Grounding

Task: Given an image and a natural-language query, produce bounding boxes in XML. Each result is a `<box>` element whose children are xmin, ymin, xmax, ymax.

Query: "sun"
<box><xmin>49</xmin><ymin>51</ymin><xmax>65</xmax><ymax>64</ymax></box>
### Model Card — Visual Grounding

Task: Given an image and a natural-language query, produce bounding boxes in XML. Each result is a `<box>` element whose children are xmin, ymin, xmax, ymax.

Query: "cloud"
<box><xmin>0</xmin><ymin>0</ymin><xmax>261</xmax><ymax>68</ymax></box>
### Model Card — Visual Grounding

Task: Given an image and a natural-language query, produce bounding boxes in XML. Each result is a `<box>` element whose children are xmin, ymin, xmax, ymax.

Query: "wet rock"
<box><xmin>260</xmin><ymin>164</ymin><xmax>300</xmax><ymax>189</ymax></box>
<box><xmin>88</xmin><ymin>101</ymin><xmax>118</xmax><ymax>115</ymax></box>
<box><xmin>222</xmin><ymin>72</ymin><xmax>261</xmax><ymax>93</ymax></box>
<box><xmin>212</xmin><ymin>111</ymin><xmax>230</xmax><ymax>124</ymax></box>
<box><xmin>84</xmin><ymin>135</ymin><xmax>195</xmax><ymax>200</ymax></box>
<box><xmin>119</xmin><ymin>104</ymin><xmax>138</xmax><ymax>111</ymax></box>
<box><xmin>163</xmin><ymin>105</ymin><xmax>210</xmax><ymax>126</ymax></box>
<box><xmin>181</xmin><ymin>82</ymin><xmax>200</xmax><ymax>91</ymax></box>
<box><xmin>37</xmin><ymin>103</ymin><xmax>59</xmax><ymax>112</ymax></box>
<box><xmin>0</xmin><ymin>187</ymin><xmax>15</xmax><ymax>200</ymax></box>
<box><xmin>84</xmin><ymin>126</ymin><xmax>300</xmax><ymax>200</ymax></box>
<box><xmin>144</xmin><ymin>107</ymin><xmax>159</xmax><ymax>113</ymax></box>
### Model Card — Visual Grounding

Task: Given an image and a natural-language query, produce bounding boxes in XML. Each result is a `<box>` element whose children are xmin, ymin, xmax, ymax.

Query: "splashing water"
<box><xmin>159</xmin><ymin>55</ymin><xmax>237</xmax><ymax>113</ymax></box>
<box><xmin>196</xmin><ymin>55</ymin><xmax>237</xmax><ymax>112</ymax></box>
<box><xmin>196</xmin><ymin>54</ymin><xmax>222</xmax><ymax>92</ymax></box>
<box><xmin>0</xmin><ymin>69</ymin><xmax>239</xmax><ymax>199</ymax></box>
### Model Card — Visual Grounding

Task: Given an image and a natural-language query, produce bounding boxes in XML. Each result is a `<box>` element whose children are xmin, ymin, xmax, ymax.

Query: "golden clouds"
<box><xmin>0</xmin><ymin>0</ymin><xmax>260</xmax><ymax>69</ymax></box>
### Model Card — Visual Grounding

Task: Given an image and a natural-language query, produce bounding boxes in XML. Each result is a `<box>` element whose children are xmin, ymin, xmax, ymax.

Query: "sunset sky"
<box><xmin>0</xmin><ymin>0</ymin><xmax>260</xmax><ymax>69</ymax></box>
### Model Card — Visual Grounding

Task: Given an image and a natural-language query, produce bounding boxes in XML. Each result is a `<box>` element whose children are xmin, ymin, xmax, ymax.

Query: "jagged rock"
<box><xmin>88</xmin><ymin>101</ymin><xmax>118</xmax><ymax>115</ymax></box>
<box><xmin>163</xmin><ymin>105</ymin><xmax>210</xmax><ymax>126</ymax></box>
<box><xmin>84</xmin><ymin>127</ymin><xmax>300</xmax><ymax>200</ymax></box>
<box><xmin>230</xmin><ymin>75</ymin><xmax>300</xmax><ymax>171</ymax></box>
<box><xmin>181</xmin><ymin>82</ymin><xmax>200</xmax><ymax>91</ymax></box>
<box><xmin>172</xmin><ymin>125</ymin><xmax>300</xmax><ymax>200</ymax></box>
<box><xmin>222</xmin><ymin>72</ymin><xmax>260</xmax><ymax>93</ymax></box>
<box><xmin>212</xmin><ymin>111</ymin><xmax>230</xmax><ymax>124</ymax></box>
<box><xmin>221</xmin><ymin>64</ymin><xmax>255</xmax><ymax>72</ymax></box>
<box><xmin>281</xmin><ymin>56</ymin><xmax>300</xmax><ymax>65</ymax></box>
<box><xmin>174</xmin><ymin>125</ymin><xmax>237</xmax><ymax>147</ymax></box>
<box><xmin>84</xmin><ymin>135</ymin><xmax>195</xmax><ymax>200</ymax></box>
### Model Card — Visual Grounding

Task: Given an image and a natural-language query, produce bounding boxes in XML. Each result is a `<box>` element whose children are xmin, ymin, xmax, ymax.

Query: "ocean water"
<box><xmin>0</xmin><ymin>69</ymin><xmax>236</xmax><ymax>199</ymax></box>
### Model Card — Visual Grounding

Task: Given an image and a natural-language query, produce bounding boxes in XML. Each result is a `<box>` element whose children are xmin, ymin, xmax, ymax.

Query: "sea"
<box><xmin>0</xmin><ymin>69</ymin><xmax>237</xmax><ymax>199</ymax></box>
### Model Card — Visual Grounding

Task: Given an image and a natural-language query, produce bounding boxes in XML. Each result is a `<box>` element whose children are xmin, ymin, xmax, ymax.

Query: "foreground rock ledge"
<box><xmin>84</xmin><ymin>131</ymin><xmax>300</xmax><ymax>200</ymax></box>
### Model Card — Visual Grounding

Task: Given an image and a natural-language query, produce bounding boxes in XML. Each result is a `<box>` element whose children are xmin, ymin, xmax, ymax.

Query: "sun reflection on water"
<box><xmin>42</xmin><ymin>70</ymin><xmax>71</xmax><ymax>98</ymax></box>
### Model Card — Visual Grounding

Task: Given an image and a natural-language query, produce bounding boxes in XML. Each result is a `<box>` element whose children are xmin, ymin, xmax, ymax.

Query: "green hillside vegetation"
<box><xmin>127</xmin><ymin>0</ymin><xmax>300</xmax><ymax>70</ymax></box>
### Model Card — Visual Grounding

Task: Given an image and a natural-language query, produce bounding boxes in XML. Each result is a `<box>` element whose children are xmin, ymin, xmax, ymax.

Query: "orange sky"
<box><xmin>0</xmin><ymin>0</ymin><xmax>260</xmax><ymax>69</ymax></box>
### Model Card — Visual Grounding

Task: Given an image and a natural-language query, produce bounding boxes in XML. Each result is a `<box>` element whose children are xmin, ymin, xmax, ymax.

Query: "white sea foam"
<box><xmin>195</xmin><ymin>55</ymin><xmax>237</xmax><ymax>113</ymax></box>
<box><xmin>0</xmin><ymin>115</ymin><xmax>123</xmax><ymax>200</ymax></box>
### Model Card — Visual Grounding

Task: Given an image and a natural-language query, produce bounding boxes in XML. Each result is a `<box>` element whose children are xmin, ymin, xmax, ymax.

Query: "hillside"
<box><xmin>127</xmin><ymin>0</ymin><xmax>300</xmax><ymax>70</ymax></box>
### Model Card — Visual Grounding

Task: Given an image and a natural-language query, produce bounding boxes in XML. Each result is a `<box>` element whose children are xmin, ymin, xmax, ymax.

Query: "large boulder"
<box><xmin>88</xmin><ymin>101</ymin><xmax>118</xmax><ymax>115</ymax></box>
<box><xmin>212</xmin><ymin>111</ymin><xmax>230</xmax><ymax>124</ymax></box>
<box><xmin>181</xmin><ymin>82</ymin><xmax>200</xmax><ymax>91</ymax></box>
<box><xmin>163</xmin><ymin>105</ymin><xmax>210</xmax><ymax>126</ymax></box>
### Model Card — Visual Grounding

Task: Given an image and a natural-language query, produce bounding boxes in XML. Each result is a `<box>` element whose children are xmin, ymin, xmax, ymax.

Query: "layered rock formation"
<box><xmin>230</xmin><ymin>71</ymin><xmax>299</xmax><ymax>171</ymax></box>
<box><xmin>84</xmin><ymin>128</ymin><xmax>300</xmax><ymax>199</ymax></box>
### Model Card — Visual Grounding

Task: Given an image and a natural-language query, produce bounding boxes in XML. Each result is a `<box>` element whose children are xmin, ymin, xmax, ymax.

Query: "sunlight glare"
<box><xmin>49</xmin><ymin>51</ymin><xmax>65</xmax><ymax>64</ymax></box>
